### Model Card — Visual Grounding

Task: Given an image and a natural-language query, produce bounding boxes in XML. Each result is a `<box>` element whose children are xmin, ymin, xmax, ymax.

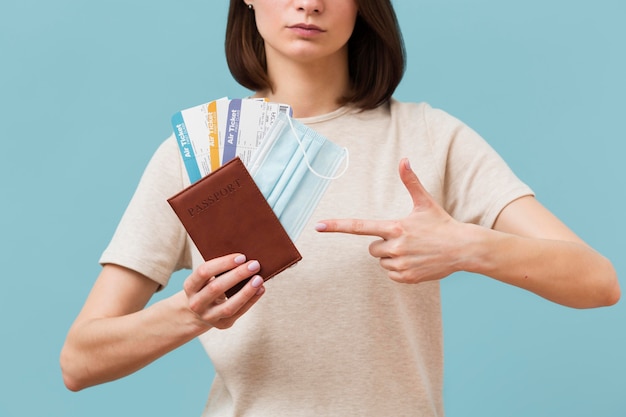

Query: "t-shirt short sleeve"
<box><xmin>99</xmin><ymin>136</ymin><xmax>191</xmax><ymax>288</ymax></box>
<box><xmin>423</xmin><ymin>105</ymin><xmax>534</xmax><ymax>228</ymax></box>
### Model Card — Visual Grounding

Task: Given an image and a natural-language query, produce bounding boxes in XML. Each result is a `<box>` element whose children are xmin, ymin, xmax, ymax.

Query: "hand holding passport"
<box><xmin>167</xmin><ymin>99</ymin><xmax>298</xmax><ymax>297</ymax></box>
<box><xmin>167</xmin><ymin>157</ymin><xmax>301</xmax><ymax>297</ymax></box>
<box><xmin>168</xmin><ymin>98</ymin><xmax>346</xmax><ymax>297</ymax></box>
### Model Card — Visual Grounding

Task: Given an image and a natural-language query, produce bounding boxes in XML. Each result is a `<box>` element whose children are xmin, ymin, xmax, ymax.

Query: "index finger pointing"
<box><xmin>315</xmin><ymin>218</ymin><xmax>393</xmax><ymax>239</ymax></box>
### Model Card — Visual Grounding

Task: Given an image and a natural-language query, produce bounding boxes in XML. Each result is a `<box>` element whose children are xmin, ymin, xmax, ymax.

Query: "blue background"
<box><xmin>1</xmin><ymin>0</ymin><xmax>624</xmax><ymax>416</ymax></box>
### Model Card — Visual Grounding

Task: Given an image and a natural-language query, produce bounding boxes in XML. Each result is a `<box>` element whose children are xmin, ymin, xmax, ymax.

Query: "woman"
<box><xmin>61</xmin><ymin>0</ymin><xmax>620</xmax><ymax>415</ymax></box>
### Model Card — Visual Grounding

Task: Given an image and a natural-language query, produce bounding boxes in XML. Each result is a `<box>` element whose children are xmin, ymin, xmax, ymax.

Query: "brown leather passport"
<box><xmin>167</xmin><ymin>157</ymin><xmax>301</xmax><ymax>297</ymax></box>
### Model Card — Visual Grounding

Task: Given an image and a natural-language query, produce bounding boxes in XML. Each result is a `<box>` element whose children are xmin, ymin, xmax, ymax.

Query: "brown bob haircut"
<box><xmin>225</xmin><ymin>0</ymin><xmax>406</xmax><ymax>110</ymax></box>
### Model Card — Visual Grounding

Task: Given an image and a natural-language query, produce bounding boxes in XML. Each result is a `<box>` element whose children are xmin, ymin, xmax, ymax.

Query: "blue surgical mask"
<box><xmin>248</xmin><ymin>112</ymin><xmax>349</xmax><ymax>241</ymax></box>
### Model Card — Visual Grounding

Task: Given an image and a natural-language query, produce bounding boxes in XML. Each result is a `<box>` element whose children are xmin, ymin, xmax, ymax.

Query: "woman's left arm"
<box><xmin>316</xmin><ymin>159</ymin><xmax>620</xmax><ymax>309</ymax></box>
<box><xmin>472</xmin><ymin>195</ymin><xmax>619</xmax><ymax>308</ymax></box>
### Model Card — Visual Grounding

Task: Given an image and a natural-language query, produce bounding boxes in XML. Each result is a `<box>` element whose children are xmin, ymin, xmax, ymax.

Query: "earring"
<box><xmin>248</xmin><ymin>3</ymin><xmax>254</xmax><ymax>10</ymax></box>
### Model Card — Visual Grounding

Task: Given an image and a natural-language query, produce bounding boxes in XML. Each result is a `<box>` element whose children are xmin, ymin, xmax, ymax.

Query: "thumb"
<box><xmin>399</xmin><ymin>158</ymin><xmax>432</xmax><ymax>209</ymax></box>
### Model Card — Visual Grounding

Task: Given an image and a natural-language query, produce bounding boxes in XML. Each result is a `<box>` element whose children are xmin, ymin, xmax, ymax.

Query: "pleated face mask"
<box><xmin>248</xmin><ymin>112</ymin><xmax>349</xmax><ymax>241</ymax></box>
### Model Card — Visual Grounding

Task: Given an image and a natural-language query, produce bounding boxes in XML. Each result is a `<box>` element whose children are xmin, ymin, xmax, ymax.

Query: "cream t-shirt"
<box><xmin>101</xmin><ymin>99</ymin><xmax>533</xmax><ymax>417</ymax></box>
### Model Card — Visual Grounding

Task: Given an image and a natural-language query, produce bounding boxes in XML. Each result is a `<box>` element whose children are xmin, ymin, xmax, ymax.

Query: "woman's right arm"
<box><xmin>60</xmin><ymin>254</ymin><xmax>265</xmax><ymax>391</ymax></box>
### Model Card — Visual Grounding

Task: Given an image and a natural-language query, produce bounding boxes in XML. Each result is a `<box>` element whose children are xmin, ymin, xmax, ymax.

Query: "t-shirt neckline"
<box><xmin>295</xmin><ymin>105</ymin><xmax>354</xmax><ymax>125</ymax></box>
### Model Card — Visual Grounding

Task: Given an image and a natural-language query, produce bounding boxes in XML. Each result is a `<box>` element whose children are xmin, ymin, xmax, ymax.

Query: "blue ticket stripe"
<box><xmin>222</xmin><ymin>98</ymin><xmax>241</xmax><ymax>164</ymax></box>
<box><xmin>171</xmin><ymin>112</ymin><xmax>202</xmax><ymax>183</ymax></box>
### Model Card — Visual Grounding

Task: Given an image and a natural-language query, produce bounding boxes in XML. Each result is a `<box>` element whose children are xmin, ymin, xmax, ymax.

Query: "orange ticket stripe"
<box><xmin>207</xmin><ymin>100</ymin><xmax>221</xmax><ymax>172</ymax></box>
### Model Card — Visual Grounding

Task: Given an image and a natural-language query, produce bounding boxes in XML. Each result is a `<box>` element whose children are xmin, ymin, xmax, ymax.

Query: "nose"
<box><xmin>295</xmin><ymin>0</ymin><xmax>323</xmax><ymax>14</ymax></box>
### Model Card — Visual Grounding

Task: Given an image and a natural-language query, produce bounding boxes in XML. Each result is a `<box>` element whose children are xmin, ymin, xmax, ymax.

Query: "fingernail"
<box><xmin>251</xmin><ymin>275</ymin><xmax>264</xmax><ymax>288</ymax></box>
<box><xmin>315</xmin><ymin>222</ymin><xmax>327</xmax><ymax>232</ymax></box>
<box><xmin>234</xmin><ymin>254</ymin><xmax>246</xmax><ymax>264</ymax></box>
<box><xmin>404</xmin><ymin>158</ymin><xmax>411</xmax><ymax>170</ymax></box>
<box><xmin>248</xmin><ymin>260</ymin><xmax>260</xmax><ymax>271</ymax></box>
<box><xmin>255</xmin><ymin>286</ymin><xmax>266</xmax><ymax>296</ymax></box>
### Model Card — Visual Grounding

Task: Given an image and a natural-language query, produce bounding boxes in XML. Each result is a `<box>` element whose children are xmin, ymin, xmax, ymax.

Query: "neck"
<box><xmin>254</xmin><ymin>50</ymin><xmax>352</xmax><ymax>118</ymax></box>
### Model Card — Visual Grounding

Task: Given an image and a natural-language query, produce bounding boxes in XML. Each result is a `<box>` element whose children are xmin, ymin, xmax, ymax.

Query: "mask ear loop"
<box><xmin>287</xmin><ymin>115</ymin><xmax>349</xmax><ymax>180</ymax></box>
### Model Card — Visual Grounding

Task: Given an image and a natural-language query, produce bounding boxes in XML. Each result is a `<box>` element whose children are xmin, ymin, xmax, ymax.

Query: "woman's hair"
<box><xmin>225</xmin><ymin>0</ymin><xmax>406</xmax><ymax>110</ymax></box>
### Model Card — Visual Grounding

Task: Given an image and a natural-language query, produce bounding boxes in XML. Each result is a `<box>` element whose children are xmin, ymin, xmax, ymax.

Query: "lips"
<box><xmin>290</xmin><ymin>23</ymin><xmax>324</xmax><ymax>31</ymax></box>
<box><xmin>288</xmin><ymin>23</ymin><xmax>325</xmax><ymax>35</ymax></box>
